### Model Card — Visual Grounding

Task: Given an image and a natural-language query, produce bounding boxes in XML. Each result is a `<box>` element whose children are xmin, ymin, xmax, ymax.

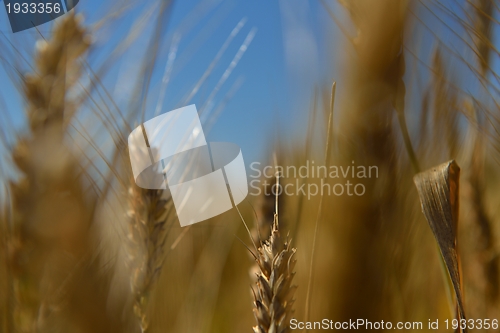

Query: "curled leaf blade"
<box><xmin>414</xmin><ymin>160</ymin><xmax>466</xmax><ymax>331</ymax></box>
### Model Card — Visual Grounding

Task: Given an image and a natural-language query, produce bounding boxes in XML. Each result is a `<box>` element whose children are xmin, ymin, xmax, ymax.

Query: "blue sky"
<box><xmin>0</xmin><ymin>0</ymin><xmax>333</xmax><ymax>168</ymax></box>
<box><xmin>2</xmin><ymin>0</ymin><xmax>496</xmax><ymax>178</ymax></box>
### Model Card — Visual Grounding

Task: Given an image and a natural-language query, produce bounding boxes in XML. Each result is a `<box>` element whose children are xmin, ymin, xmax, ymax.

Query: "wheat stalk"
<box><xmin>252</xmin><ymin>176</ymin><xmax>296</xmax><ymax>333</ymax></box>
<box><xmin>467</xmin><ymin>0</ymin><xmax>499</xmax><ymax>309</ymax></box>
<box><xmin>470</xmin><ymin>0</ymin><xmax>494</xmax><ymax>77</ymax></box>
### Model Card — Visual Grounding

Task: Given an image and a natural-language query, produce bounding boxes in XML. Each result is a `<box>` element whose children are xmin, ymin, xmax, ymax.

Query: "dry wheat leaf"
<box><xmin>413</xmin><ymin>160</ymin><xmax>467</xmax><ymax>331</ymax></box>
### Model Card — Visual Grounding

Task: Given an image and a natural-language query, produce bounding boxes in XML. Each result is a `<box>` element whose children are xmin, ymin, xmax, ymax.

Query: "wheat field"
<box><xmin>1</xmin><ymin>0</ymin><xmax>500</xmax><ymax>332</ymax></box>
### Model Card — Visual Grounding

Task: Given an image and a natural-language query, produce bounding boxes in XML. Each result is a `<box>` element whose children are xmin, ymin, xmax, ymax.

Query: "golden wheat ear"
<box><xmin>252</xmin><ymin>176</ymin><xmax>297</xmax><ymax>333</ymax></box>
<box><xmin>125</xmin><ymin>174</ymin><xmax>174</xmax><ymax>333</ymax></box>
<box><xmin>6</xmin><ymin>12</ymin><xmax>131</xmax><ymax>333</ymax></box>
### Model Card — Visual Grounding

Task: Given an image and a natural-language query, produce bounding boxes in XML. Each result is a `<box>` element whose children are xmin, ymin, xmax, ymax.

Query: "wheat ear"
<box><xmin>9</xmin><ymin>13</ymin><xmax>92</xmax><ymax>333</ymax></box>
<box><xmin>125</xmin><ymin>167</ymin><xmax>173</xmax><ymax>333</ymax></box>
<box><xmin>252</xmin><ymin>176</ymin><xmax>296</xmax><ymax>333</ymax></box>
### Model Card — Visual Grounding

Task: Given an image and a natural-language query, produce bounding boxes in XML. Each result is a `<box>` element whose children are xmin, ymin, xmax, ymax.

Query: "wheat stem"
<box><xmin>304</xmin><ymin>82</ymin><xmax>335</xmax><ymax>331</ymax></box>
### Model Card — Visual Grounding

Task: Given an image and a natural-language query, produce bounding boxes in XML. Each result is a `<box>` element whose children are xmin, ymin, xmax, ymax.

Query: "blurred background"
<box><xmin>1</xmin><ymin>0</ymin><xmax>500</xmax><ymax>332</ymax></box>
